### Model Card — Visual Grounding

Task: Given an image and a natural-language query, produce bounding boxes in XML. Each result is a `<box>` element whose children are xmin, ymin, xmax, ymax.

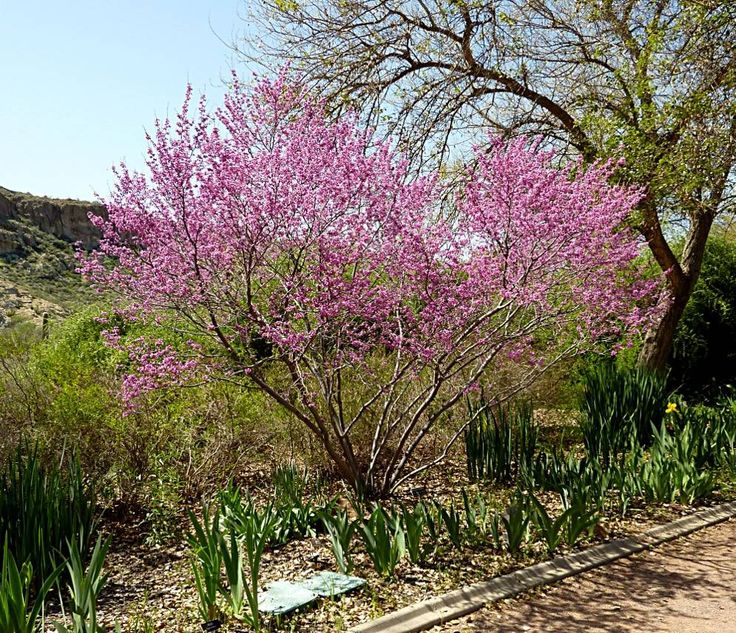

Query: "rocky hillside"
<box><xmin>0</xmin><ymin>187</ymin><xmax>105</xmax><ymax>327</ymax></box>
<box><xmin>0</xmin><ymin>186</ymin><xmax>104</xmax><ymax>252</ymax></box>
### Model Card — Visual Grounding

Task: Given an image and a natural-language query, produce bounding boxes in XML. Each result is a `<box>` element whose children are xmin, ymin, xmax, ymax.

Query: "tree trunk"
<box><xmin>638</xmin><ymin>289</ymin><xmax>690</xmax><ymax>371</ymax></box>
<box><xmin>638</xmin><ymin>210</ymin><xmax>715</xmax><ymax>371</ymax></box>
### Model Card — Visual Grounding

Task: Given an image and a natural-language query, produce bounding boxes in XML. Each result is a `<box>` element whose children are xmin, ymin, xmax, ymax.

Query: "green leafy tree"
<box><xmin>670</xmin><ymin>233</ymin><xmax>736</xmax><ymax>396</ymax></box>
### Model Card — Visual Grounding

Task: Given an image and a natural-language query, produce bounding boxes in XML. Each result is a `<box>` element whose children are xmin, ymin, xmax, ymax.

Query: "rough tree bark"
<box><xmin>640</xmin><ymin>211</ymin><xmax>716</xmax><ymax>370</ymax></box>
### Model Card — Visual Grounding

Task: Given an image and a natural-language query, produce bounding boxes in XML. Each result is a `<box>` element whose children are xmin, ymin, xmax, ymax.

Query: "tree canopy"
<box><xmin>81</xmin><ymin>75</ymin><xmax>656</xmax><ymax>495</ymax></box>
<box><xmin>239</xmin><ymin>0</ymin><xmax>736</xmax><ymax>369</ymax></box>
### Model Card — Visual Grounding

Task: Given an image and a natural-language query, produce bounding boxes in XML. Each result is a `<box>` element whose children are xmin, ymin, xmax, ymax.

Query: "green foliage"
<box><xmin>580</xmin><ymin>363</ymin><xmax>669</xmax><ymax>459</ymax></box>
<box><xmin>54</xmin><ymin>536</ymin><xmax>111</xmax><ymax>633</ymax></box>
<box><xmin>270</xmin><ymin>464</ymin><xmax>330</xmax><ymax>545</ymax></box>
<box><xmin>562</xmin><ymin>498</ymin><xmax>599</xmax><ymax>547</ymax></box>
<box><xmin>30</xmin><ymin>309</ymin><xmax>122</xmax><ymax>471</ymax></box>
<box><xmin>272</xmin><ymin>463</ymin><xmax>308</xmax><ymax>505</ymax></box>
<box><xmin>0</xmin><ymin>305</ymin><xmax>297</xmax><ymax>538</ymax></box>
<box><xmin>320</xmin><ymin>509</ymin><xmax>356</xmax><ymax>574</ymax></box>
<box><xmin>639</xmin><ymin>422</ymin><xmax>715</xmax><ymax>504</ymax></box>
<box><xmin>434</xmin><ymin>501</ymin><xmax>463</xmax><ymax>551</ymax></box>
<box><xmin>675</xmin><ymin>393</ymin><xmax>736</xmax><ymax>471</ymax></box>
<box><xmin>142</xmin><ymin>459</ymin><xmax>184</xmax><ymax>546</ymax></box>
<box><xmin>464</xmin><ymin>399</ymin><xmax>537</xmax><ymax>483</ymax></box>
<box><xmin>358</xmin><ymin>505</ymin><xmax>406</xmax><ymax>577</ymax></box>
<box><xmin>671</xmin><ymin>236</ymin><xmax>736</xmax><ymax>398</ymax></box>
<box><xmin>609</xmin><ymin>456</ymin><xmax>643</xmax><ymax>517</ymax></box>
<box><xmin>187</xmin><ymin>505</ymin><xmax>223</xmax><ymax>622</ymax></box>
<box><xmin>489</xmin><ymin>511</ymin><xmax>502</xmax><ymax>551</ymax></box>
<box><xmin>525</xmin><ymin>450</ymin><xmax>591</xmax><ymax>497</ymax></box>
<box><xmin>501</xmin><ymin>497</ymin><xmax>529</xmax><ymax>556</ymax></box>
<box><xmin>399</xmin><ymin>503</ymin><xmax>428</xmax><ymax>565</ymax></box>
<box><xmin>527</xmin><ymin>495</ymin><xmax>569</xmax><ymax>555</ymax></box>
<box><xmin>526</xmin><ymin>483</ymin><xmax>600</xmax><ymax>553</ymax></box>
<box><xmin>532</xmin><ymin>389</ymin><xmax>732</xmax><ymax>518</ymax></box>
<box><xmin>0</xmin><ymin>445</ymin><xmax>96</xmax><ymax>587</ymax></box>
<box><xmin>272</xmin><ymin>501</ymin><xmax>321</xmax><ymax>545</ymax></box>
<box><xmin>219</xmin><ymin>529</ymin><xmax>247</xmax><ymax>619</ymax></box>
<box><xmin>198</xmin><ymin>486</ymin><xmax>278</xmax><ymax>629</ymax></box>
<box><xmin>422</xmin><ymin>498</ymin><xmax>440</xmax><ymax>544</ymax></box>
<box><xmin>0</xmin><ymin>537</ymin><xmax>62</xmax><ymax>633</ymax></box>
<box><xmin>223</xmin><ymin>503</ymin><xmax>275</xmax><ymax>631</ymax></box>
<box><xmin>561</xmin><ymin>461</ymin><xmax>613</xmax><ymax>513</ymax></box>
<box><xmin>461</xmin><ymin>489</ymin><xmax>492</xmax><ymax>547</ymax></box>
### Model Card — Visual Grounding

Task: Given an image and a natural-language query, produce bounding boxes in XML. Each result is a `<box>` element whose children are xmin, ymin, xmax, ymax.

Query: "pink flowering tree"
<box><xmin>81</xmin><ymin>74</ymin><xmax>657</xmax><ymax>497</ymax></box>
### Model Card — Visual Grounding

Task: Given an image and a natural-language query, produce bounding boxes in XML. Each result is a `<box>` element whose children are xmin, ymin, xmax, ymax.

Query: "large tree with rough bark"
<box><xmin>238</xmin><ymin>0</ymin><xmax>736</xmax><ymax>370</ymax></box>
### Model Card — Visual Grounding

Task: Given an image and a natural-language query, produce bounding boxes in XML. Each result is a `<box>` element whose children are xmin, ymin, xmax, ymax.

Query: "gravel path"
<box><xmin>440</xmin><ymin>517</ymin><xmax>736</xmax><ymax>632</ymax></box>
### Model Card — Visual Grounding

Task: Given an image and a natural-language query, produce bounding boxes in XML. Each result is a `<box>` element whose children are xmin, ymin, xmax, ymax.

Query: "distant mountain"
<box><xmin>0</xmin><ymin>187</ymin><xmax>105</xmax><ymax>327</ymax></box>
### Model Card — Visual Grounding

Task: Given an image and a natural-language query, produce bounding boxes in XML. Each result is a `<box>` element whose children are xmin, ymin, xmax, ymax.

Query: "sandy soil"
<box><xmin>441</xmin><ymin>518</ymin><xmax>736</xmax><ymax>633</ymax></box>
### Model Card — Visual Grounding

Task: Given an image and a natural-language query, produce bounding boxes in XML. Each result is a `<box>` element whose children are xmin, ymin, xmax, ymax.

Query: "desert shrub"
<box><xmin>0</xmin><ymin>306</ymin><xmax>298</xmax><ymax>527</ymax></box>
<box><xmin>0</xmin><ymin>323</ymin><xmax>48</xmax><ymax>455</ymax></box>
<box><xmin>670</xmin><ymin>236</ymin><xmax>736</xmax><ymax>399</ymax></box>
<box><xmin>5</xmin><ymin>307</ymin><xmax>124</xmax><ymax>481</ymax></box>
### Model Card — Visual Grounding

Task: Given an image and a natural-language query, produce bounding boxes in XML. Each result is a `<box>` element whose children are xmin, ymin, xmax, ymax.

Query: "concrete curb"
<box><xmin>350</xmin><ymin>500</ymin><xmax>736</xmax><ymax>633</ymax></box>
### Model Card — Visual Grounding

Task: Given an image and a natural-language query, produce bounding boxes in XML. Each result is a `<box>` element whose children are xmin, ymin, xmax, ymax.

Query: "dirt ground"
<box><xmin>441</xmin><ymin>518</ymin><xmax>736</xmax><ymax>633</ymax></box>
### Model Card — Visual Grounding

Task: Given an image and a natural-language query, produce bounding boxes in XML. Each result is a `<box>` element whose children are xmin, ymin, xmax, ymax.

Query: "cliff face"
<box><xmin>0</xmin><ymin>186</ymin><xmax>102</xmax><ymax>327</ymax></box>
<box><xmin>0</xmin><ymin>186</ymin><xmax>105</xmax><ymax>254</ymax></box>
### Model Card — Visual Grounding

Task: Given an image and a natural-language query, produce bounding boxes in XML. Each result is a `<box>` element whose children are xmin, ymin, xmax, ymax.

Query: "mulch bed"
<box><xmin>45</xmin><ymin>454</ymin><xmax>735</xmax><ymax>633</ymax></box>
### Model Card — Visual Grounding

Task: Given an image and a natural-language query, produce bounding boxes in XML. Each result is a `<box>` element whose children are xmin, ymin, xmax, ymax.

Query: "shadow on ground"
<box><xmin>466</xmin><ymin>518</ymin><xmax>736</xmax><ymax>633</ymax></box>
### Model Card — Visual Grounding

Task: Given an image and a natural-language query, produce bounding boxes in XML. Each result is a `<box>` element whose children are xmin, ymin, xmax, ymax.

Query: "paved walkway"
<box><xmin>446</xmin><ymin>518</ymin><xmax>736</xmax><ymax>632</ymax></box>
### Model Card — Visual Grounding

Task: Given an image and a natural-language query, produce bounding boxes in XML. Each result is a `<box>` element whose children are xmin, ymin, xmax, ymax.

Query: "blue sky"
<box><xmin>0</xmin><ymin>1</ymin><xmax>247</xmax><ymax>201</ymax></box>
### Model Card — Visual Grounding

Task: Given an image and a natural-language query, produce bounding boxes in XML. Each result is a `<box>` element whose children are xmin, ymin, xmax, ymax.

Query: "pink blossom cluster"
<box><xmin>99</xmin><ymin>328</ymin><xmax>201</xmax><ymax>408</ymax></box>
<box><xmin>459</xmin><ymin>138</ymin><xmax>657</xmax><ymax>340</ymax></box>
<box><xmin>79</xmin><ymin>72</ymin><xmax>658</xmax><ymax>408</ymax></box>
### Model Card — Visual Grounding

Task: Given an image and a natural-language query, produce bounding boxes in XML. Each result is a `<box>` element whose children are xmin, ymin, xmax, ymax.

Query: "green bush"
<box><xmin>0</xmin><ymin>307</ymin><xmax>124</xmax><ymax>482</ymax></box>
<box><xmin>671</xmin><ymin>236</ymin><xmax>736</xmax><ymax>398</ymax></box>
<box><xmin>0</xmin><ymin>306</ymin><xmax>297</xmax><ymax>532</ymax></box>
